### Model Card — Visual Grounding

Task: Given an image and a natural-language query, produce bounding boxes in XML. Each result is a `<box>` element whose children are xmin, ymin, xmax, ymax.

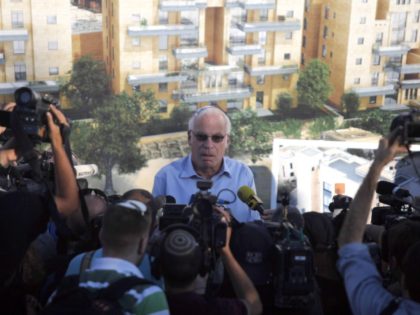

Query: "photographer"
<box><xmin>160</xmin><ymin>206</ymin><xmax>262</xmax><ymax>315</ymax></box>
<box><xmin>0</xmin><ymin>105</ymin><xmax>79</xmax><ymax>299</ymax></box>
<box><xmin>337</xmin><ymin>129</ymin><xmax>420</xmax><ymax>315</ymax></box>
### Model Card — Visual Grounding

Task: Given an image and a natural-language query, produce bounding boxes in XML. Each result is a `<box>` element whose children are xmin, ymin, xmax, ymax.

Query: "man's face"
<box><xmin>188</xmin><ymin>112</ymin><xmax>229</xmax><ymax>178</ymax></box>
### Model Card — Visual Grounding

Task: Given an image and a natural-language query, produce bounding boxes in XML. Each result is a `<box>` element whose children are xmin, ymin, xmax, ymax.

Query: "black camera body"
<box><xmin>13</xmin><ymin>87</ymin><xmax>59</xmax><ymax>141</ymax></box>
<box><xmin>390</xmin><ymin>110</ymin><xmax>420</xmax><ymax>145</ymax></box>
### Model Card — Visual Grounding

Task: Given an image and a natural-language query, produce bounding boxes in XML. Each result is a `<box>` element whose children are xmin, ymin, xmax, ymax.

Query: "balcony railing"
<box><xmin>226</xmin><ymin>44</ymin><xmax>264</xmax><ymax>56</ymax></box>
<box><xmin>0</xmin><ymin>80</ymin><xmax>59</xmax><ymax>95</ymax></box>
<box><xmin>238</xmin><ymin>0</ymin><xmax>276</xmax><ymax>10</ymax></box>
<box><xmin>225</xmin><ymin>0</ymin><xmax>241</xmax><ymax>8</ymax></box>
<box><xmin>372</xmin><ymin>44</ymin><xmax>410</xmax><ymax>56</ymax></box>
<box><xmin>177</xmin><ymin>85</ymin><xmax>252</xmax><ymax>102</ymax></box>
<box><xmin>173</xmin><ymin>46</ymin><xmax>208</xmax><ymax>59</ymax></box>
<box><xmin>128</xmin><ymin>24</ymin><xmax>197</xmax><ymax>37</ymax></box>
<box><xmin>236</xmin><ymin>19</ymin><xmax>301</xmax><ymax>32</ymax></box>
<box><xmin>400</xmin><ymin>64</ymin><xmax>420</xmax><ymax>75</ymax></box>
<box><xmin>160</xmin><ymin>0</ymin><xmax>207</xmax><ymax>11</ymax></box>
<box><xmin>400</xmin><ymin>79</ymin><xmax>420</xmax><ymax>89</ymax></box>
<box><xmin>352</xmin><ymin>84</ymin><xmax>395</xmax><ymax>97</ymax></box>
<box><xmin>127</xmin><ymin>72</ymin><xmax>188</xmax><ymax>85</ymax></box>
<box><xmin>244</xmin><ymin>64</ymin><xmax>299</xmax><ymax>76</ymax></box>
<box><xmin>0</xmin><ymin>29</ymin><xmax>28</xmax><ymax>42</ymax></box>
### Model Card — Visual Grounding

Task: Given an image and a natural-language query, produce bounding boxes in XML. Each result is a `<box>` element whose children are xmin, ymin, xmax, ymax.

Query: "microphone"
<box><xmin>376</xmin><ymin>181</ymin><xmax>411</xmax><ymax>199</ymax></box>
<box><xmin>165</xmin><ymin>195</ymin><xmax>176</xmax><ymax>204</ymax></box>
<box><xmin>237</xmin><ymin>185</ymin><xmax>264</xmax><ymax>214</ymax></box>
<box><xmin>74</xmin><ymin>164</ymin><xmax>98</xmax><ymax>179</ymax></box>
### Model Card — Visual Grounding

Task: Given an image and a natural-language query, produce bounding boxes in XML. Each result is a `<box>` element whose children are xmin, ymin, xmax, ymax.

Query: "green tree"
<box><xmin>341</xmin><ymin>91</ymin><xmax>360</xmax><ymax>117</ymax></box>
<box><xmin>308</xmin><ymin>116</ymin><xmax>338</xmax><ymax>139</ymax></box>
<box><xmin>279</xmin><ymin>119</ymin><xmax>302</xmax><ymax>139</ymax></box>
<box><xmin>228</xmin><ymin>109</ymin><xmax>272</xmax><ymax>163</ymax></box>
<box><xmin>62</xmin><ymin>55</ymin><xmax>111</xmax><ymax>112</ymax></box>
<box><xmin>297</xmin><ymin>59</ymin><xmax>332</xmax><ymax>109</ymax></box>
<box><xmin>71</xmin><ymin>91</ymin><xmax>158</xmax><ymax>194</ymax></box>
<box><xmin>275</xmin><ymin>92</ymin><xmax>293</xmax><ymax>117</ymax></box>
<box><xmin>343</xmin><ymin>109</ymin><xmax>395</xmax><ymax>136</ymax></box>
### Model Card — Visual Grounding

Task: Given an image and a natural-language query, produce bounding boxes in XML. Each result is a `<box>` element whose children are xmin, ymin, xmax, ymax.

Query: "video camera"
<box><xmin>390</xmin><ymin>109</ymin><xmax>420</xmax><ymax>145</ymax></box>
<box><xmin>0</xmin><ymin>87</ymin><xmax>60</xmax><ymax>144</ymax></box>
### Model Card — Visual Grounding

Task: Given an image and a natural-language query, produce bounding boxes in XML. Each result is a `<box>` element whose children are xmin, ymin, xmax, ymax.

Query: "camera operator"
<box><xmin>160</xmin><ymin>206</ymin><xmax>262</xmax><ymax>315</ymax></box>
<box><xmin>0</xmin><ymin>105</ymin><xmax>79</xmax><ymax>293</ymax></box>
<box><xmin>152</xmin><ymin>105</ymin><xmax>263</xmax><ymax>223</ymax></box>
<box><xmin>337</xmin><ymin>129</ymin><xmax>420</xmax><ymax>315</ymax></box>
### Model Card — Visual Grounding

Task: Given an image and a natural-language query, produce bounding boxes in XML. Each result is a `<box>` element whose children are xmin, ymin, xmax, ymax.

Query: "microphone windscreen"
<box><xmin>237</xmin><ymin>185</ymin><xmax>255</xmax><ymax>203</ymax></box>
<box><xmin>376</xmin><ymin>181</ymin><xmax>397</xmax><ymax>195</ymax></box>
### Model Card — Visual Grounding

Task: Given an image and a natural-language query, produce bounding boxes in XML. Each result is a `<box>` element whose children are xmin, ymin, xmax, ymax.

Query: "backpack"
<box><xmin>41</xmin><ymin>251</ymin><xmax>154</xmax><ymax>315</ymax></box>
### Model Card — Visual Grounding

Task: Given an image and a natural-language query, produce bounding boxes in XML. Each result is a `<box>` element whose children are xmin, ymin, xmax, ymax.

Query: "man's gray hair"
<box><xmin>188</xmin><ymin>106</ymin><xmax>231</xmax><ymax>135</ymax></box>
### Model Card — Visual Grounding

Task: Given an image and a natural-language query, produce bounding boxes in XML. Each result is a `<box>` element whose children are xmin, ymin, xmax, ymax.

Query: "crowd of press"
<box><xmin>0</xmin><ymin>87</ymin><xmax>420</xmax><ymax>315</ymax></box>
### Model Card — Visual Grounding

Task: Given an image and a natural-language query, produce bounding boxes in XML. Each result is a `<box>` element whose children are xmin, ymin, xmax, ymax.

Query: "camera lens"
<box><xmin>18</xmin><ymin>91</ymin><xmax>32</xmax><ymax>105</ymax></box>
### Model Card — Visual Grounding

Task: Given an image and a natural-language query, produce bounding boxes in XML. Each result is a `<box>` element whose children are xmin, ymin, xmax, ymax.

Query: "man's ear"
<box><xmin>137</xmin><ymin>234</ymin><xmax>149</xmax><ymax>256</ymax></box>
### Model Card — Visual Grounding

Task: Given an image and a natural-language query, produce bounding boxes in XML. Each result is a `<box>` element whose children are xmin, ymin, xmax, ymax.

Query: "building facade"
<box><xmin>102</xmin><ymin>0</ymin><xmax>304</xmax><ymax>115</ymax></box>
<box><xmin>0</xmin><ymin>0</ymin><xmax>73</xmax><ymax>103</ymax></box>
<box><xmin>303</xmin><ymin>0</ymin><xmax>420</xmax><ymax>110</ymax></box>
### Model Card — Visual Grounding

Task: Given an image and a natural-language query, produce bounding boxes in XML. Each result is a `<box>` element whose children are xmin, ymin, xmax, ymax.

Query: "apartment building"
<box><xmin>0</xmin><ymin>0</ymin><xmax>73</xmax><ymax>103</ymax></box>
<box><xmin>303</xmin><ymin>0</ymin><xmax>420</xmax><ymax>110</ymax></box>
<box><xmin>102</xmin><ymin>0</ymin><xmax>304</xmax><ymax>115</ymax></box>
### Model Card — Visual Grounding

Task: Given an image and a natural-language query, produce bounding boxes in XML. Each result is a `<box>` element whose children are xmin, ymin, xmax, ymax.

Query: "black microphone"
<box><xmin>165</xmin><ymin>195</ymin><xmax>176</xmax><ymax>204</ymax></box>
<box><xmin>237</xmin><ymin>185</ymin><xmax>264</xmax><ymax>214</ymax></box>
<box><xmin>376</xmin><ymin>181</ymin><xmax>411</xmax><ymax>198</ymax></box>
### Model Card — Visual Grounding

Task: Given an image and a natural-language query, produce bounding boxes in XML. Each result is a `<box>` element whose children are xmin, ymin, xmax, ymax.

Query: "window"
<box><xmin>259</xmin><ymin>32</ymin><xmax>266</xmax><ymax>45</ymax></box>
<box><xmin>322</xmin><ymin>45</ymin><xmax>327</xmax><ymax>57</ymax></box>
<box><xmin>371</xmin><ymin>72</ymin><xmax>379</xmax><ymax>85</ymax></box>
<box><xmin>158</xmin><ymin>100</ymin><xmax>167</xmax><ymax>113</ymax></box>
<box><xmin>159</xmin><ymin>83</ymin><xmax>168</xmax><ymax>92</ymax></box>
<box><xmin>284</xmin><ymin>53</ymin><xmax>291</xmax><ymax>60</ymax></box>
<box><xmin>362</xmin><ymin>0</ymin><xmax>368</xmax><ymax>3</ymax></box>
<box><xmin>285</xmin><ymin>32</ymin><xmax>293</xmax><ymax>40</ymax></box>
<box><xmin>369</xmin><ymin>96</ymin><xmax>377</xmax><ymax>104</ymax></box>
<box><xmin>360</xmin><ymin>17</ymin><xmax>366</xmax><ymax>24</ymax></box>
<box><xmin>132</xmin><ymin>14</ymin><xmax>141</xmax><ymax>22</ymax></box>
<box><xmin>357</xmin><ymin>37</ymin><xmax>364</xmax><ymax>45</ymax></box>
<box><xmin>256</xmin><ymin>91</ymin><xmax>264</xmax><ymax>107</ymax></box>
<box><xmin>48</xmin><ymin>41</ymin><xmax>58</xmax><ymax>50</ymax></box>
<box><xmin>323</xmin><ymin>26</ymin><xmax>328</xmax><ymax>38</ymax></box>
<box><xmin>302</xmin><ymin>36</ymin><xmax>306</xmax><ymax>47</ymax></box>
<box><xmin>330</xmin><ymin>51</ymin><xmax>333</xmax><ymax>58</ymax></box>
<box><xmin>376</xmin><ymin>32</ymin><xmax>383</xmax><ymax>44</ymax></box>
<box><xmin>260</xmin><ymin>9</ymin><xmax>268</xmax><ymax>21</ymax></box>
<box><xmin>303</xmin><ymin>18</ymin><xmax>307</xmax><ymax>30</ymax></box>
<box><xmin>414</xmin><ymin>10</ymin><xmax>420</xmax><ymax>23</ymax></box>
<box><xmin>132</xmin><ymin>61</ymin><xmax>141</xmax><ymax>69</ymax></box>
<box><xmin>11</xmin><ymin>11</ymin><xmax>24</xmax><ymax>28</ymax></box>
<box><xmin>159</xmin><ymin>11</ymin><xmax>168</xmax><ymax>24</ymax></box>
<box><xmin>14</xmin><ymin>63</ymin><xmax>26</xmax><ymax>81</ymax></box>
<box><xmin>258</xmin><ymin>51</ymin><xmax>266</xmax><ymax>65</ymax></box>
<box><xmin>286</xmin><ymin>11</ymin><xmax>294</xmax><ymax>18</ymax></box>
<box><xmin>132</xmin><ymin>38</ymin><xmax>140</xmax><ymax>46</ymax></box>
<box><xmin>13</xmin><ymin>41</ymin><xmax>24</xmax><ymax>54</ymax></box>
<box><xmin>159</xmin><ymin>56</ymin><xmax>168</xmax><ymax>71</ymax></box>
<box><xmin>49</xmin><ymin>67</ymin><xmax>59</xmax><ymax>75</ymax></box>
<box><xmin>354</xmin><ymin>77</ymin><xmax>361</xmax><ymax>84</ymax></box>
<box><xmin>324</xmin><ymin>7</ymin><xmax>330</xmax><ymax>19</ymax></box>
<box><xmin>356</xmin><ymin>58</ymin><xmax>363</xmax><ymax>65</ymax></box>
<box><xmin>256</xmin><ymin>75</ymin><xmax>265</xmax><ymax>85</ymax></box>
<box><xmin>159</xmin><ymin>35</ymin><xmax>168</xmax><ymax>50</ymax></box>
<box><xmin>47</xmin><ymin>15</ymin><xmax>57</xmax><ymax>24</ymax></box>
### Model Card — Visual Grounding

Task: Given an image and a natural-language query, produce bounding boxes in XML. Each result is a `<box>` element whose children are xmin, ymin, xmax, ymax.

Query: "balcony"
<box><xmin>400</xmin><ymin>79</ymin><xmax>420</xmax><ymax>89</ymax></box>
<box><xmin>204</xmin><ymin>64</ymin><xmax>241</xmax><ymax>73</ymax></box>
<box><xmin>173</xmin><ymin>46</ymin><xmax>208</xmax><ymax>59</ymax></box>
<box><xmin>225</xmin><ymin>0</ymin><xmax>241</xmax><ymax>8</ymax></box>
<box><xmin>244</xmin><ymin>64</ymin><xmax>298</xmax><ymax>76</ymax></box>
<box><xmin>0</xmin><ymin>29</ymin><xmax>28</xmax><ymax>42</ymax></box>
<box><xmin>177</xmin><ymin>86</ymin><xmax>252</xmax><ymax>102</ymax></box>
<box><xmin>127</xmin><ymin>72</ymin><xmax>188</xmax><ymax>85</ymax></box>
<box><xmin>128</xmin><ymin>24</ymin><xmax>197</xmax><ymax>37</ymax></box>
<box><xmin>0</xmin><ymin>80</ymin><xmax>59</xmax><ymax>95</ymax></box>
<box><xmin>400</xmin><ymin>64</ymin><xmax>420</xmax><ymax>75</ymax></box>
<box><xmin>352</xmin><ymin>84</ymin><xmax>395</xmax><ymax>97</ymax></box>
<box><xmin>226</xmin><ymin>44</ymin><xmax>263</xmax><ymax>56</ymax></box>
<box><xmin>160</xmin><ymin>0</ymin><xmax>207</xmax><ymax>11</ymax></box>
<box><xmin>238</xmin><ymin>0</ymin><xmax>276</xmax><ymax>10</ymax></box>
<box><xmin>236</xmin><ymin>19</ymin><xmax>301</xmax><ymax>32</ymax></box>
<box><xmin>372</xmin><ymin>44</ymin><xmax>410</xmax><ymax>56</ymax></box>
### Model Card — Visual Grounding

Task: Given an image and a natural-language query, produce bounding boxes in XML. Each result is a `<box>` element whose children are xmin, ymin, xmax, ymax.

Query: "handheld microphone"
<box><xmin>74</xmin><ymin>164</ymin><xmax>98</xmax><ymax>179</ymax></box>
<box><xmin>376</xmin><ymin>181</ymin><xmax>411</xmax><ymax>199</ymax></box>
<box><xmin>237</xmin><ymin>185</ymin><xmax>264</xmax><ymax>214</ymax></box>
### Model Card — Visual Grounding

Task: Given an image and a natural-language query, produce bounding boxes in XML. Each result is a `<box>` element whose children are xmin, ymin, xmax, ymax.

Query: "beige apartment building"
<box><xmin>102</xmin><ymin>0</ymin><xmax>304</xmax><ymax>115</ymax></box>
<box><xmin>0</xmin><ymin>0</ymin><xmax>73</xmax><ymax>104</ymax></box>
<box><xmin>303</xmin><ymin>0</ymin><xmax>420</xmax><ymax>110</ymax></box>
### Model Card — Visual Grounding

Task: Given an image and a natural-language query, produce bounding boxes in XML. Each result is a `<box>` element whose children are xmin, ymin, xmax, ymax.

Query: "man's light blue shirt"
<box><xmin>152</xmin><ymin>154</ymin><xmax>261</xmax><ymax>223</ymax></box>
<box><xmin>337</xmin><ymin>243</ymin><xmax>420</xmax><ymax>315</ymax></box>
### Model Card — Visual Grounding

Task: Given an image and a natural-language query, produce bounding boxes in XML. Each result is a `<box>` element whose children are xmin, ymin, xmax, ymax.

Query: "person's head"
<box><xmin>160</xmin><ymin>228</ymin><xmax>203</xmax><ymax>289</ymax></box>
<box><xmin>100</xmin><ymin>200</ymin><xmax>152</xmax><ymax>263</ymax></box>
<box><xmin>187</xmin><ymin>106</ymin><xmax>231</xmax><ymax>178</ymax></box>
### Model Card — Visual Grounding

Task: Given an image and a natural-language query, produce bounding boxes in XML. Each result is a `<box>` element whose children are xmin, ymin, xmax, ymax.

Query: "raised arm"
<box><xmin>47</xmin><ymin>105</ymin><xmax>80</xmax><ymax>217</ymax></box>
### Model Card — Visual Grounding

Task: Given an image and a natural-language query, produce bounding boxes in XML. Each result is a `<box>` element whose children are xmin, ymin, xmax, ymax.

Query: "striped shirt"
<box><xmin>79</xmin><ymin>257</ymin><xmax>169</xmax><ymax>315</ymax></box>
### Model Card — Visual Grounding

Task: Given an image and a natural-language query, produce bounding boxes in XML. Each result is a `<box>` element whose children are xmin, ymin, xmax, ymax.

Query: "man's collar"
<box><xmin>179</xmin><ymin>154</ymin><xmax>232</xmax><ymax>179</ymax></box>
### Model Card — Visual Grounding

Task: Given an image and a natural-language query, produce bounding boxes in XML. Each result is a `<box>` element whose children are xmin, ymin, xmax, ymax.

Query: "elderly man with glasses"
<box><xmin>152</xmin><ymin>106</ymin><xmax>261</xmax><ymax>223</ymax></box>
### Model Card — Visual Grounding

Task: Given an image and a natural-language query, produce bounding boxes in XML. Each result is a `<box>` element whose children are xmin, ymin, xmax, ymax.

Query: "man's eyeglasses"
<box><xmin>192</xmin><ymin>132</ymin><xmax>226</xmax><ymax>143</ymax></box>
